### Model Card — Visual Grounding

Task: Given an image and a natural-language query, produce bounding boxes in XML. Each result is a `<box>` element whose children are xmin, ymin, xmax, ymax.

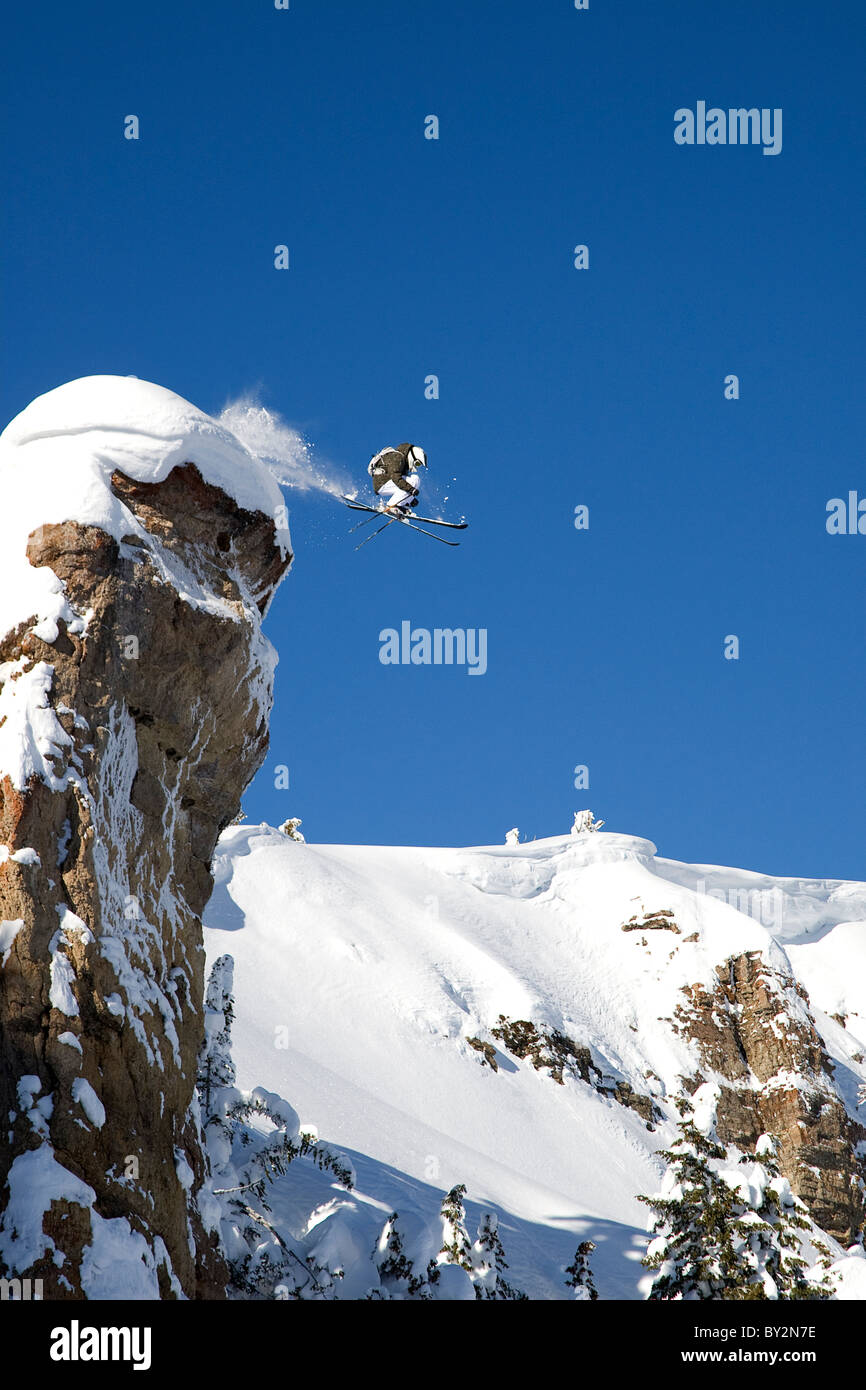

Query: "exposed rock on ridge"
<box><xmin>677</xmin><ymin>951</ymin><xmax>866</xmax><ymax>1243</ymax></box>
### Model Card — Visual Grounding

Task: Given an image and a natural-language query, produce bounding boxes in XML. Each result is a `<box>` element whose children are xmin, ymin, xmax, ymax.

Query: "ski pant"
<box><xmin>377</xmin><ymin>475</ymin><xmax>420</xmax><ymax>510</ymax></box>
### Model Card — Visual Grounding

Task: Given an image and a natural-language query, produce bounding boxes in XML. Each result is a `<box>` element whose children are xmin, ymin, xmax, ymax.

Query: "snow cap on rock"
<box><xmin>0</xmin><ymin>375</ymin><xmax>292</xmax><ymax>646</ymax></box>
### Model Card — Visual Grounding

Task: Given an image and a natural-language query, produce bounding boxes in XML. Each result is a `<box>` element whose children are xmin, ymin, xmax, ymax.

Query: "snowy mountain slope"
<box><xmin>203</xmin><ymin>827</ymin><xmax>866</xmax><ymax>1298</ymax></box>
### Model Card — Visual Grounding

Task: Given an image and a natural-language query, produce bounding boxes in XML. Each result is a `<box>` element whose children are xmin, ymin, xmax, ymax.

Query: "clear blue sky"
<box><xmin>2</xmin><ymin>0</ymin><xmax>864</xmax><ymax>877</ymax></box>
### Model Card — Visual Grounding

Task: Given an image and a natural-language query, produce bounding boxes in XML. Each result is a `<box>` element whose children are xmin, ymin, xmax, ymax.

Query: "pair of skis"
<box><xmin>343</xmin><ymin>497</ymin><xmax>467</xmax><ymax>549</ymax></box>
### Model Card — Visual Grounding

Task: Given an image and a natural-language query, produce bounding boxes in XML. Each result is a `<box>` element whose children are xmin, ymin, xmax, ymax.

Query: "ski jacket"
<box><xmin>367</xmin><ymin>443</ymin><xmax>421</xmax><ymax>496</ymax></box>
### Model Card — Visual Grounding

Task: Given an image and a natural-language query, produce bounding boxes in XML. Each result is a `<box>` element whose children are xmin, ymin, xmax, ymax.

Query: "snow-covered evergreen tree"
<box><xmin>728</xmin><ymin>1135</ymin><xmax>831</xmax><ymax>1300</ymax></box>
<box><xmin>470</xmin><ymin>1211</ymin><xmax>527</xmax><ymax>1300</ymax></box>
<box><xmin>197</xmin><ymin>954</ymin><xmax>236</xmax><ymax>1117</ymax></box>
<box><xmin>433</xmin><ymin>1183</ymin><xmax>473</xmax><ymax>1272</ymax></box>
<box><xmin>505</xmin><ymin>827</ymin><xmax>520</xmax><ymax>846</ymax></box>
<box><xmin>371</xmin><ymin>1195</ymin><xmax>527</xmax><ymax>1301</ymax></box>
<box><xmin>639</xmin><ymin>1101</ymin><xmax>758</xmax><ymax>1299</ymax></box>
<box><xmin>571</xmin><ymin>810</ymin><xmax>604</xmax><ymax>836</ymax></box>
<box><xmin>196</xmin><ymin>955</ymin><xmax>355</xmax><ymax>1298</ymax></box>
<box><xmin>278</xmin><ymin>817</ymin><xmax>305</xmax><ymax>841</ymax></box>
<box><xmin>371</xmin><ymin>1211</ymin><xmax>433</xmax><ymax>1300</ymax></box>
<box><xmin>639</xmin><ymin>1101</ymin><xmax>831</xmax><ymax>1301</ymax></box>
<box><xmin>565</xmin><ymin>1240</ymin><xmax>598</xmax><ymax>1300</ymax></box>
<box><xmin>424</xmin><ymin>1185</ymin><xmax>475</xmax><ymax>1299</ymax></box>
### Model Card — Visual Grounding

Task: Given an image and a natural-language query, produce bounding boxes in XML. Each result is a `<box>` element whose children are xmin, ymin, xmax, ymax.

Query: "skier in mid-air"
<box><xmin>343</xmin><ymin>442</ymin><xmax>465</xmax><ymax>547</ymax></box>
<box><xmin>367</xmin><ymin>442</ymin><xmax>428</xmax><ymax>514</ymax></box>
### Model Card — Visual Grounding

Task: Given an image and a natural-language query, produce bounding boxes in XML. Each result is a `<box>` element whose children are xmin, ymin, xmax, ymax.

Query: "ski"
<box><xmin>393</xmin><ymin>515</ymin><xmax>460</xmax><ymax>546</ymax></box>
<box><xmin>353</xmin><ymin>510</ymin><xmax>460</xmax><ymax>549</ymax></box>
<box><xmin>397</xmin><ymin>512</ymin><xmax>467</xmax><ymax>530</ymax></box>
<box><xmin>342</xmin><ymin>497</ymin><xmax>467</xmax><ymax>530</ymax></box>
<box><xmin>354</xmin><ymin>516</ymin><xmax>400</xmax><ymax>551</ymax></box>
<box><xmin>343</xmin><ymin>497</ymin><xmax>390</xmax><ymax>514</ymax></box>
<box><xmin>349</xmin><ymin>510</ymin><xmax>384</xmax><ymax>534</ymax></box>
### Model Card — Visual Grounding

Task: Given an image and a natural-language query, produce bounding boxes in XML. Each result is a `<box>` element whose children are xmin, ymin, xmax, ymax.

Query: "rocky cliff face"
<box><xmin>676</xmin><ymin>951</ymin><xmax>866</xmax><ymax>1243</ymax></box>
<box><xmin>0</xmin><ymin>433</ymin><xmax>289</xmax><ymax>1298</ymax></box>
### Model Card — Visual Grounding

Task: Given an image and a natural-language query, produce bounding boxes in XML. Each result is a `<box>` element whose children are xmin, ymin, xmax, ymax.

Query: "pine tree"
<box><xmin>471</xmin><ymin>1211</ymin><xmax>527</xmax><ymax>1300</ymax></box>
<box><xmin>372</xmin><ymin>1212</ymin><xmax>431</xmax><ymax>1300</ymax></box>
<box><xmin>638</xmin><ymin>1101</ymin><xmax>754</xmax><ymax>1299</ymax></box>
<box><xmin>565</xmin><ymin>1240</ymin><xmax>598</xmax><ymax>1300</ymax></box>
<box><xmin>278</xmin><ymin>817</ymin><xmax>305</xmax><ymax>842</ymax></box>
<box><xmin>197</xmin><ymin>954</ymin><xmax>237</xmax><ymax>1127</ymax></box>
<box><xmin>196</xmin><ymin>956</ymin><xmax>354</xmax><ymax>1299</ymax></box>
<box><xmin>639</xmin><ymin>1103</ymin><xmax>831</xmax><ymax>1301</ymax></box>
<box><xmin>729</xmin><ymin>1135</ymin><xmax>831</xmax><ymax>1301</ymax></box>
<box><xmin>434</xmin><ymin>1184</ymin><xmax>473</xmax><ymax>1271</ymax></box>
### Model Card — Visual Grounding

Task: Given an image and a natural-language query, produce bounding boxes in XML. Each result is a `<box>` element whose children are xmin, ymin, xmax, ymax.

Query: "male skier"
<box><xmin>367</xmin><ymin>442</ymin><xmax>428</xmax><ymax>514</ymax></box>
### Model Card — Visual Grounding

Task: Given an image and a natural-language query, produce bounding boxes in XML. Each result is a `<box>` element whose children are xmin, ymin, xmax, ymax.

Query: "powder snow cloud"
<box><xmin>218</xmin><ymin>396</ymin><xmax>349</xmax><ymax>498</ymax></box>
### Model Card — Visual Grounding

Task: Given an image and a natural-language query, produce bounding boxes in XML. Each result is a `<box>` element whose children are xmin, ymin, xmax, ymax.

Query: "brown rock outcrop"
<box><xmin>0</xmin><ymin>462</ymin><xmax>290</xmax><ymax>1298</ymax></box>
<box><xmin>676</xmin><ymin>951</ymin><xmax>866</xmax><ymax>1243</ymax></box>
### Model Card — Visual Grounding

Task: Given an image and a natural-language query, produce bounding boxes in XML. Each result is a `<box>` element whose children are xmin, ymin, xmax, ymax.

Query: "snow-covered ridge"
<box><xmin>204</xmin><ymin>825</ymin><xmax>866</xmax><ymax>1299</ymax></box>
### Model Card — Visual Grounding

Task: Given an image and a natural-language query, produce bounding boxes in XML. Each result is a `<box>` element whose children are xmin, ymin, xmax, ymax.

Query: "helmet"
<box><xmin>408</xmin><ymin>445</ymin><xmax>428</xmax><ymax>469</ymax></box>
